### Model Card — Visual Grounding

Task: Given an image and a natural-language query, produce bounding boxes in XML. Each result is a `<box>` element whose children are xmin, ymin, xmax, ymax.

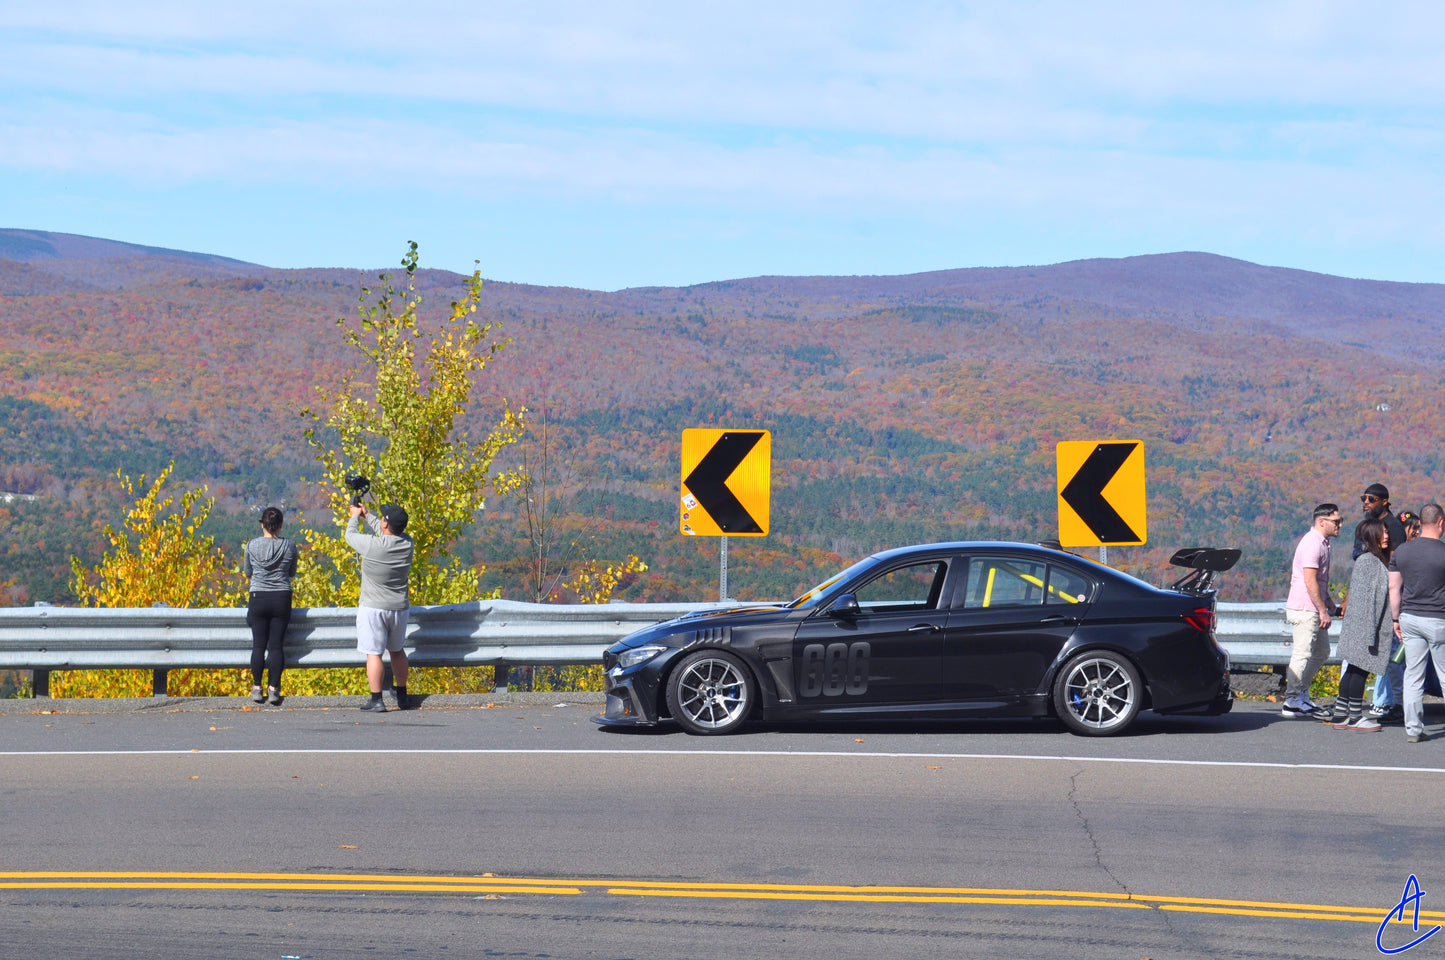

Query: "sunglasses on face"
<box><xmin>1361</xmin><ymin>495</ymin><xmax>1382</xmax><ymax>504</ymax></box>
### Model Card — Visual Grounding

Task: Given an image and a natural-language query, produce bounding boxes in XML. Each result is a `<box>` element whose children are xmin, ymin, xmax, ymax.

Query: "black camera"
<box><xmin>344</xmin><ymin>474</ymin><xmax>371</xmax><ymax>507</ymax></box>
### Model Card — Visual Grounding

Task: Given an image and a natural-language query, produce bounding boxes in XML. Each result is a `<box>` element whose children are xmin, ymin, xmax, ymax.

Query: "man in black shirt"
<box><xmin>1388</xmin><ymin>502</ymin><xmax>1445</xmax><ymax>743</ymax></box>
<box><xmin>1353</xmin><ymin>482</ymin><xmax>1408</xmax><ymax>560</ymax></box>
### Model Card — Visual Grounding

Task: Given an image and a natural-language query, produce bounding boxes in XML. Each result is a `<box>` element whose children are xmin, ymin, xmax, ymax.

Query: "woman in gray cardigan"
<box><xmin>1330</xmin><ymin>518</ymin><xmax>1393</xmax><ymax>731</ymax></box>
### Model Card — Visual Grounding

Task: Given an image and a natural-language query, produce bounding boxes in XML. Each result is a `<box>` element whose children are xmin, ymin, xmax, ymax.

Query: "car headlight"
<box><xmin>616</xmin><ymin>645</ymin><xmax>668</xmax><ymax>669</ymax></box>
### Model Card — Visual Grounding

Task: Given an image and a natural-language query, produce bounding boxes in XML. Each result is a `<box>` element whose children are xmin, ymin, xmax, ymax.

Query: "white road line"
<box><xmin>0</xmin><ymin>747</ymin><xmax>1443</xmax><ymax>774</ymax></box>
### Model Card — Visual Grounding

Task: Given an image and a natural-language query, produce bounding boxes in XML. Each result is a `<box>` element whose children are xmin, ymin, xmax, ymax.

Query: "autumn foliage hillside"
<box><xmin>3</xmin><ymin>229</ymin><xmax>1445</xmax><ymax>605</ymax></box>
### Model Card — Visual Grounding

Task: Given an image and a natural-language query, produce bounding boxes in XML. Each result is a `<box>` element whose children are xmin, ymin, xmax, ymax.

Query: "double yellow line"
<box><xmin>1</xmin><ymin>872</ymin><xmax>1437</xmax><ymax>925</ymax></box>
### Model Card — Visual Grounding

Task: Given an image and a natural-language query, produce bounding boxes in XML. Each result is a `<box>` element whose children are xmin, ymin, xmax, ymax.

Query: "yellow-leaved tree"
<box><xmin>69</xmin><ymin>463</ymin><xmax>243</xmax><ymax>609</ymax></box>
<box><xmin>294</xmin><ymin>242</ymin><xmax>524</xmax><ymax>608</ymax></box>
<box><xmin>63</xmin><ymin>463</ymin><xmax>245</xmax><ymax>697</ymax></box>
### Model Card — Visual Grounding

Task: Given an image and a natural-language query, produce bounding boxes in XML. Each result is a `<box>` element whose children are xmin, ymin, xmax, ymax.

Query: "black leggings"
<box><xmin>1340</xmin><ymin>663</ymin><xmax>1370</xmax><ymax>701</ymax></box>
<box><xmin>247</xmin><ymin>591</ymin><xmax>292</xmax><ymax>690</ymax></box>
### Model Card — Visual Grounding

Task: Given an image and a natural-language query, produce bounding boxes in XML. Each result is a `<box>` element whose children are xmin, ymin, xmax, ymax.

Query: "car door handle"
<box><xmin>1040</xmin><ymin>615</ymin><xmax>1078</xmax><ymax>625</ymax></box>
<box><xmin>908</xmin><ymin>623</ymin><xmax>941</xmax><ymax>633</ymax></box>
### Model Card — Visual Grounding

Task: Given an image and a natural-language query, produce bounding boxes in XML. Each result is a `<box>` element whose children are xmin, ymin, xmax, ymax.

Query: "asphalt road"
<box><xmin>2</xmin><ymin>696</ymin><xmax>1443</xmax><ymax>959</ymax></box>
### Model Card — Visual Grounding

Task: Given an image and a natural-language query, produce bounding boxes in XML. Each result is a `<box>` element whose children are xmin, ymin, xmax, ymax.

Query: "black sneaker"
<box><xmin>1372</xmin><ymin>705</ymin><xmax>1405</xmax><ymax>725</ymax></box>
<box><xmin>394</xmin><ymin>692</ymin><xmax>412</xmax><ymax>711</ymax></box>
<box><xmin>360</xmin><ymin>698</ymin><xmax>387</xmax><ymax>713</ymax></box>
<box><xmin>267</xmin><ymin>690</ymin><xmax>282</xmax><ymax>706</ymax></box>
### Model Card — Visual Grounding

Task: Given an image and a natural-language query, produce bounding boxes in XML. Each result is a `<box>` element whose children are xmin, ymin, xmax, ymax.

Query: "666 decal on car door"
<box><xmin>798</xmin><ymin>642</ymin><xmax>870</xmax><ymax>697</ymax></box>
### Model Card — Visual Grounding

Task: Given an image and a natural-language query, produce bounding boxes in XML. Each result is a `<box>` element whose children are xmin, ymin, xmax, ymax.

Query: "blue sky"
<box><xmin>2</xmin><ymin>2</ymin><xmax>1442</xmax><ymax>290</ymax></box>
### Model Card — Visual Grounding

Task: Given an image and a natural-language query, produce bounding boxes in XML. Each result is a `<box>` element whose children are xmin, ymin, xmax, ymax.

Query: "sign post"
<box><xmin>1056</xmin><ymin>440</ymin><xmax>1147</xmax><ymax>560</ymax></box>
<box><xmin>681</xmin><ymin>429</ymin><xmax>771</xmax><ymax>600</ymax></box>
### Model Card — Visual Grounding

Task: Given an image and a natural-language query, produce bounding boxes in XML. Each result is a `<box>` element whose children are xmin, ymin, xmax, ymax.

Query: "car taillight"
<box><xmin>1183</xmin><ymin>607</ymin><xmax>1216</xmax><ymax>633</ymax></box>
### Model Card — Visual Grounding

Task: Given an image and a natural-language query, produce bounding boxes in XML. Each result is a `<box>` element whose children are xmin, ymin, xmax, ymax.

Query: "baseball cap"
<box><xmin>379</xmin><ymin>503</ymin><xmax>408</xmax><ymax>534</ymax></box>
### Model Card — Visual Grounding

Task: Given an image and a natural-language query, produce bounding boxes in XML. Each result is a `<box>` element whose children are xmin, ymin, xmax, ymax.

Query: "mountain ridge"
<box><xmin>4</xmin><ymin>228</ymin><xmax>1444</xmax><ymax>605</ymax></box>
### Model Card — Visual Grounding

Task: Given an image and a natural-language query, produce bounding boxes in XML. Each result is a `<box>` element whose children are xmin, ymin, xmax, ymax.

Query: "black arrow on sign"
<box><xmin>1061</xmin><ymin>442</ymin><xmax>1141</xmax><ymax>543</ymax></box>
<box><xmin>685</xmin><ymin>431</ymin><xmax>764</xmax><ymax>533</ymax></box>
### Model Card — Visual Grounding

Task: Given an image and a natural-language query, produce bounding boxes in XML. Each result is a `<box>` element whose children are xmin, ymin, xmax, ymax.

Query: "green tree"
<box><xmin>296</xmin><ymin>243</ymin><xmax>524</xmax><ymax>606</ymax></box>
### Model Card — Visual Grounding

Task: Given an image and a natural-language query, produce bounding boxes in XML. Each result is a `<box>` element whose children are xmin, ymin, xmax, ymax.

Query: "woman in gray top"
<box><xmin>1329</xmin><ymin>517</ymin><xmax>1392</xmax><ymax>731</ymax></box>
<box><xmin>244</xmin><ymin>507</ymin><xmax>299</xmax><ymax>705</ymax></box>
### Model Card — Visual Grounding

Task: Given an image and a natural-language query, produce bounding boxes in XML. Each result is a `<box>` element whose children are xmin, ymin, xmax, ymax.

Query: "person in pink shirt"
<box><xmin>1282</xmin><ymin>503</ymin><xmax>1344</xmax><ymax>718</ymax></box>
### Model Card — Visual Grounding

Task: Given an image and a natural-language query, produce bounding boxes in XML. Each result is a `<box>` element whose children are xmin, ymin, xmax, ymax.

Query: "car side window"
<box><xmin>1045</xmin><ymin>564</ymin><xmax>1093</xmax><ymax>605</ymax></box>
<box><xmin>853</xmin><ymin>561</ymin><xmax>947</xmax><ymax>615</ymax></box>
<box><xmin>962</xmin><ymin>556</ymin><xmax>1049</xmax><ymax>608</ymax></box>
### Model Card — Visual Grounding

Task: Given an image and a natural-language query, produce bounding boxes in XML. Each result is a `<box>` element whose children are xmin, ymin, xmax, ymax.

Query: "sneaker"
<box><xmin>360</xmin><ymin>698</ymin><xmax>387</xmax><ymax>713</ymax></box>
<box><xmin>267</xmin><ymin>689</ymin><xmax>282</xmax><ymax>706</ymax></box>
<box><xmin>394</xmin><ymin>692</ymin><xmax>412</xmax><ymax>711</ymax></box>
<box><xmin>1407</xmin><ymin>731</ymin><xmax>1429</xmax><ymax>743</ymax></box>
<box><xmin>1281</xmin><ymin>701</ymin><xmax>1319</xmax><ymax>719</ymax></box>
<box><xmin>1372</xmin><ymin>705</ymin><xmax>1405</xmax><ymax>725</ymax></box>
<box><xmin>1303</xmin><ymin>697</ymin><xmax>1333</xmax><ymax>716</ymax></box>
<box><xmin>250</xmin><ymin>686</ymin><xmax>265</xmax><ymax>703</ymax></box>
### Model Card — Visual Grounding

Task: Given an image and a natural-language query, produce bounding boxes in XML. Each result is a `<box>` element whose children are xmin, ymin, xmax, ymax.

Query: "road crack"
<box><xmin>1067</xmin><ymin>768</ymin><xmax>1217</xmax><ymax>956</ymax></box>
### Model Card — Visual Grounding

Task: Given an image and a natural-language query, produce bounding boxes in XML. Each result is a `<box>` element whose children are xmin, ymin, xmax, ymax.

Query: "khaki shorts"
<box><xmin>357</xmin><ymin>606</ymin><xmax>409</xmax><ymax>655</ymax></box>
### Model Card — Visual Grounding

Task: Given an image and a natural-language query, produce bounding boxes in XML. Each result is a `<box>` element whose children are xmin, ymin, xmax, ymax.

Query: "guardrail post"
<box><xmin>32</xmin><ymin>669</ymin><xmax>49</xmax><ymax>699</ymax></box>
<box><xmin>382</xmin><ymin>662</ymin><xmax>394</xmax><ymax>692</ymax></box>
<box><xmin>152</xmin><ymin>670</ymin><xmax>168</xmax><ymax>698</ymax></box>
<box><xmin>493</xmin><ymin>663</ymin><xmax>507</xmax><ymax>692</ymax></box>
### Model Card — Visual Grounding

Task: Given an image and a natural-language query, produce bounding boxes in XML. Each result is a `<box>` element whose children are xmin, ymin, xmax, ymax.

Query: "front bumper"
<box><xmin>593</xmin><ymin>676</ymin><xmax>657</xmax><ymax>726</ymax></box>
<box><xmin>592</xmin><ymin>652</ymin><xmax>674</xmax><ymax>727</ymax></box>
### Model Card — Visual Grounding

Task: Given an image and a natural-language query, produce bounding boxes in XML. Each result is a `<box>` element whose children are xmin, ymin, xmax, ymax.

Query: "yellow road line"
<box><xmin>0</xmin><ymin>871</ymin><xmax>578</xmax><ymax>886</ymax></box>
<box><xmin>3</xmin><ymin>871</ymin><xmax>1436</xmax><ymax>926</ymax></box>
<box><xmin>607</xmin><ymin>888</ymin><xmax>1151</xmax><ymax>909</ymax></box>
<box><xmin>0</xmin><ymin>881</ymin><xmax>579</xmax><ymax>894</ymax></box>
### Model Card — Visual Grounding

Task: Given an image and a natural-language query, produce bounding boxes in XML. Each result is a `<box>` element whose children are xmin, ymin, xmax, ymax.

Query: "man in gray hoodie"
<box><xmin>347</xmin><ymin>502</ymin><xmax>415</xmax><ymax>712</ymax></box>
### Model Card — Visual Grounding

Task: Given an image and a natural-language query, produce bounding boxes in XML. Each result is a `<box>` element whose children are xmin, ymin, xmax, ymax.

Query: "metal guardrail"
<box><xmin>0</xmin><ymin>600</ymin><xmax>733</xmax><ymax>698</ymax></box>
<box><xmin>1214</xmin><ymin>600</ymin><xmax>1340</xmax><ymax>668</ymax></box>
<box><xmin>0</xmin><ymin>598</ymin><xmax>1324</xmax><ymax>698</ymax></box>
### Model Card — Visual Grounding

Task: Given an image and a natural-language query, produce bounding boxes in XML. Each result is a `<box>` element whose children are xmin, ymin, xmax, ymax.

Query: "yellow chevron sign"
<box><xmin>680</xmin><ymin>429</ymin><xmax>770</xmax><ymax>537</ymax></box>
<box><xmin>1056</xmin><ymin>440</ymin><xmax>1147</xmax><ymax>546</ymax></box>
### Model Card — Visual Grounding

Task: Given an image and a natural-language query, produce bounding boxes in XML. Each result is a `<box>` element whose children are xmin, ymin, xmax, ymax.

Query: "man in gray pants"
<box><xmin>1389</xmin><ymin>502</ymin><xmax>1445</xmax><ymax>743</ymax></box>
<box><xmin>347</xmin><ymin>502</ymin><xmax>415</xmax><ymax>712</ymax></box>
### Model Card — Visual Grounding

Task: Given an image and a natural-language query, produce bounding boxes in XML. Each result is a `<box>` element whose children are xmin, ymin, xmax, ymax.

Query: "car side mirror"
<box><xmin>826</xmin><ymin>594</ymin><xmax>860</xmax><ymax>619</ymax></box>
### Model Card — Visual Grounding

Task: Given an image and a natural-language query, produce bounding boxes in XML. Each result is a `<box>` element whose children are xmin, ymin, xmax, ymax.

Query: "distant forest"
<box><xmin>4</xmin><ymin>232</ymin><xmax>1445</xmax><ymax>606</ymax></box>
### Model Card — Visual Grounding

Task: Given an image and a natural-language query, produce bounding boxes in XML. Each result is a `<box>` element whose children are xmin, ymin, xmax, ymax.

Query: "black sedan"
<box><xmin>596</xmin><ymin>541</ymin><xmax>1233</xmax><ymax>736</ymax></box>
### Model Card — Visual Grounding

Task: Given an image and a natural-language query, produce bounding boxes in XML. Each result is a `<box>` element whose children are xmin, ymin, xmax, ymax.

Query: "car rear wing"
<box><xmin>1169</xmin><ymin>548</ymin><xmax>1241</xmax><ymax>595</ymax></box>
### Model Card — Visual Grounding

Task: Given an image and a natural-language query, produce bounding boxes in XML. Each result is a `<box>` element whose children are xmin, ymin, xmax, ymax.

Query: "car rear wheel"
<box><xmin>1053</xmin><ymin>651</ymin><xmax>1142</xmax><ymax>736</ymax></box>
<box><xmin>666</xmin><ymin>650</ymin><xmax>754</xmax><ymax>735</ymax></box>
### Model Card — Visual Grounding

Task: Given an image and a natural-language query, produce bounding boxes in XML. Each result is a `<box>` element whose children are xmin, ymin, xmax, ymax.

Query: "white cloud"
<box><xmin>3</xmin><ymin>1</ymin><xmax>1444</xmax><ymax>283</ymax></box>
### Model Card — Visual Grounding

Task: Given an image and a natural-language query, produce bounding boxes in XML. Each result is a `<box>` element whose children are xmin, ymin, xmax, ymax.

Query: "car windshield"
<box><xmin>789</xmin><ymin>556</ymin><xmax>878</xmax><ymax>609</ymax></box>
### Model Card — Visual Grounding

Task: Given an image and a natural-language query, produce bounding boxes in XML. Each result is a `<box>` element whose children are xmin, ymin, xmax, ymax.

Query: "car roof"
<box><xmin>868</xmin><ymin>540</ymin><xmax>1085</xmax><ymax>563</ymax></box>
<box><xmin>865</xmin><ymin>540</ymin><xmax>1160</xmax><ymax>590</ymax></box>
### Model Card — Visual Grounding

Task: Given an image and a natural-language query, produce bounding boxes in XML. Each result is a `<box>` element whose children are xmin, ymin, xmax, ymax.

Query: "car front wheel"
<box><xmin>1052</xmin><ymin>651</ymin><xmax>1142</xmax><ymax>736</ymax></box>
<box><xmin>666</xmin><ymin>650</ymin><xmax>755</xmax><ymax>735</ymax></box>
